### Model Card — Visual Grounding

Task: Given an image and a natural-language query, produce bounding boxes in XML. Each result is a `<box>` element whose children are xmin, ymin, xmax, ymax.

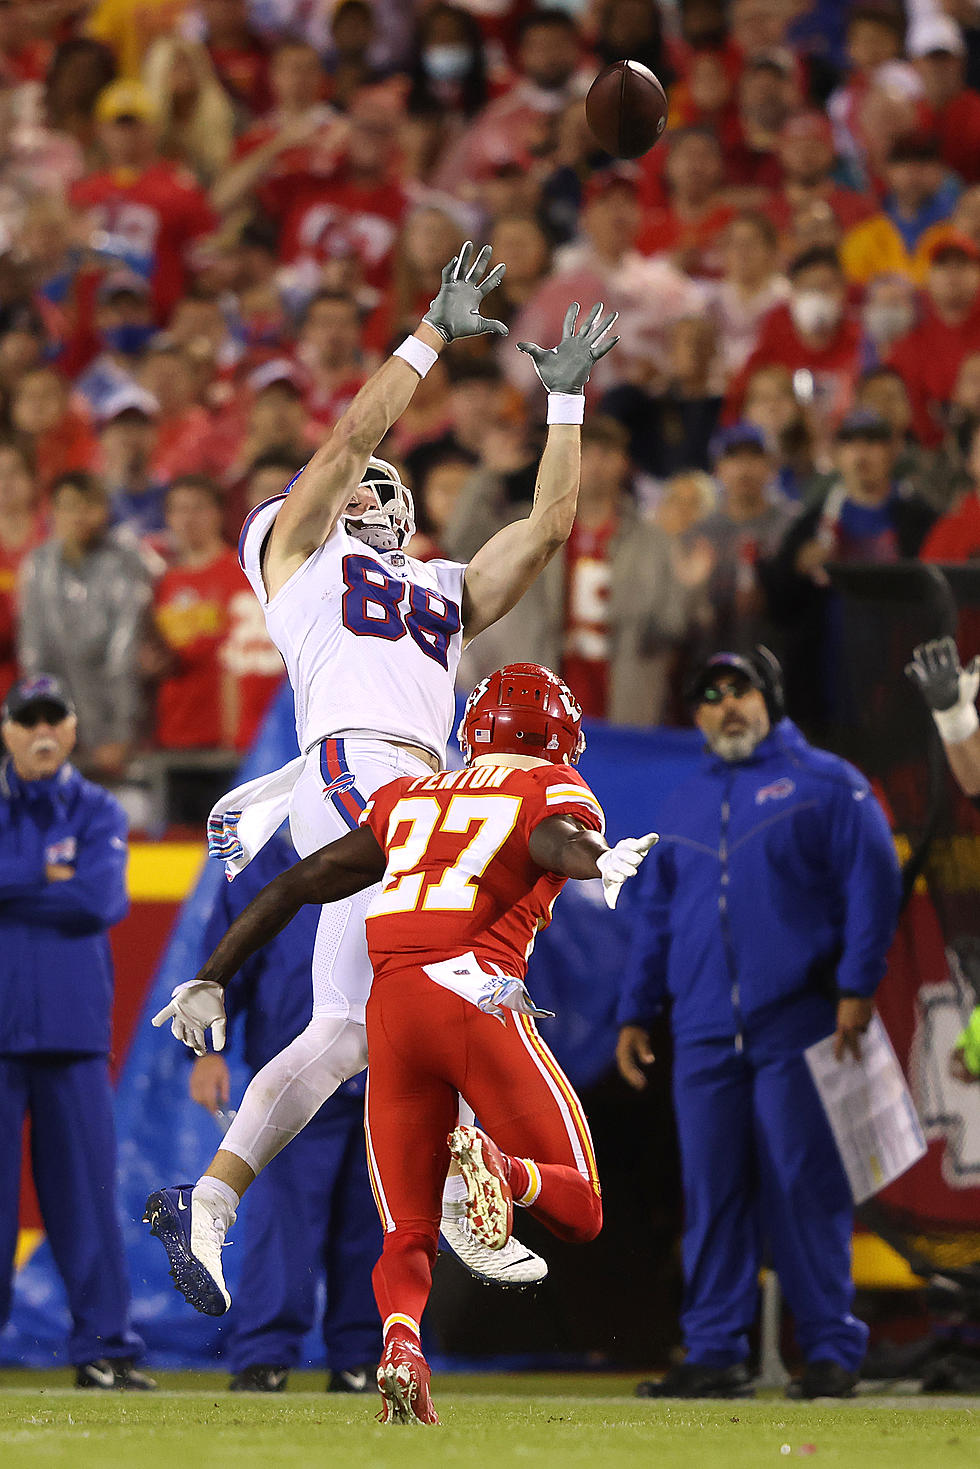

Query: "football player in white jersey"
<box><xmin>146</xmin><ymin>242</ymin><xmax>619</xmax><ymax>1316</ymax></box>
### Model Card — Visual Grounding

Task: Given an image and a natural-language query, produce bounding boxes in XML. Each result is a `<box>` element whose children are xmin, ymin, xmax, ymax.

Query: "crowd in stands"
<box><xmin>6</xmin><ymin>0</ymin><xmax>980</xmax><ymax>816</ymax></box>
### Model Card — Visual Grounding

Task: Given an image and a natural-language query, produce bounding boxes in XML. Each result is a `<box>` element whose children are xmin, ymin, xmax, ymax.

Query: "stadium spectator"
<box><xmin>323</xmin><ymin>0</ymin><xmax>382</xmax><ymax>111</ymax></box>
<box><xmin>727</xmin><ymin>247</ymin><xmax>860</xmax><ymax>428</ymax></box>
<box><xmin>840</xmin><ymin>135</ymin><xmax>959</xmax><ymax>286</ymax></box>
<box><xmin>686</xmin><ymin>421</ymin><xmax>796</xmax><ymax>654</ymax></box>
<box><xmin>0</xmin><ymin>672</ymin><xmax>153</xmax><ymax>1389</ymax></box>
<box><xmin>827</xmin><ymin>4</ymin><xmax>906</xmax><ymax>167</ymax></box>
<box><xmin>765</xmin><ymin>111</ymin><xmax>872</xmax><ymax>237</ymax></box>
<box><xmin>486</xmin><ymin>213</ymin><xmax>553</xmax><ymax>331</ymax></box>
<box><xmin>149</xmin><ymin>476</ymin><xmax>242</xmax><ymax>751</ymax></box>
<box><xmin>97</xmin><ymin>384</ymin><xmax>167</xmax><ymax>540</ymax></box>
<box><xmin>74</xmin><ymin>270</ymin><xmax>155</xmax><ymax>418</ymax></box>
<box><xmin>446</xmin><ymin>416</ymin><xmax>692</xmax><ymax>725</ymax></box>
<box><xmin>616</xmin><ymin>647</ymin><xmax>901</xmax><ymax>1400</ymax></box>
<box><xmin>405</xmin><ymin>3</ymin><xmax>491</xmax><ymax>180</ymax></box>
<box><xmin>0</xmin><ymin>441</ymin><xmax>42</xmax><ymax>704</ymax></box>
<box><xmin>138</xmin><ymin>341</ymin><xmax>217</xmax><ymax>483</ymax></box>
<box><xmin>909</xmin><ymin>13</ymin><xmax>980</xmax><ymax>186</ymax></box>
<box><xmin>18</xmin><ymin>471</ymin><xmax>152</xmax><ymax>778</ymax></box>
<box><xmin>297</xmin><ymin>290</ymin><xmax>367</xmax><ymax>432</ymax></box>
<box><xmin>888</xmin><ymin>231</ymin><xmax>980</xmax><ymax>444</ymax></box>
<box><xmin>387</xmin><ymin>205</ymin><xmax>464</xmax><ymax>339</ymax></box>
<box><xmin>223</xmin><ymin>365</ymin><xmax>310</xmax><ymax>488</ymax></box>
<box><xmin>404</xmin><ymin>357</ymin><xmax>503</xmax><ymax>489</ymax></box>
<box><xmin>195</xmin><ymin>0</ymin><xmax>270</xmax><ymax>117</ymax></box>
<box><xmin>43</xmin><ymin>37</ymin><xmax>118</xmax><ymax>151</ymax></box>
<box><xmin>706</xmin><ymin>211</ymin><xmax>789</xmax><ymax>377</ymax></box>
<box><xmin>761</xmin><ymin>410</ymin><xmax>937</xmax><ymax>720</ymax></box>
<box><xmin>654</xmin><ymin>469</ymin><xmax>718</xmax><ymax>539</ymax></box>
<box><xmin>739</xmin><ymin>363</ymin><xmax>830</xmax><ymax>504</ymax></box>
<box><xmin>217</xmin><ymin>450</ymin><xmax>290</xmax><ymax>750</ymax></box>
<box><xmin>432</xmin><ymin>7</ymin><xmax>589</xmax><ymax>194</ymax></box>
<box><xmin>725</xmin><ymin>50</ymin><xmax>801</xmax><ymax>189</ymax></box>
<box><xmin>601</xmin><ymin>314</ymin><xmax>724</xmax><ymax>479</ymax></box>
<box><xmin>188</xmin><ymin>827</ymin><xmax>381</xmax><ymax>1392</ymax></box>
<box><xmin>141</xmin><ymin>36</ymin><xmax>236</xmax><ymax>185</ymax></box>
<box><xmin>10</xmin><ymin>366</ymin><xmax>97</xmax><ymax>497</ymax></box>
<box><xmin>851</xmin><ymin>364</ymin><xmax>935</xmax><ymax>497</ymax></box>
<box><xmin>920</xmin><ymin>419</ymin><xmax>980</xmax><ymax>559</ymax></box>
<box><xmin>510</xmin><ymin>173</ymin><xmax>704</xmax><ymax>404</ymax></box>
<box><xmin>858</xmin><ymin>272</ymin><xmax>919</xmax><ymax>364</ymax></box>
<box><xmin>211</xmin><ymin>39</ymin><xmax>342</xmax><ymax>219</ymax></box>
<box><xmin>637</xmin><ymin>129</ymin><xmax>735</xmax><ymax>277</ymax></box>
<box><xmin>85</xmin><ymin>0</ymin><xmax>186</xmax><ymax>79</ymax></box>
<box><xmin>405</xmin><ymin>449</ymin><xmax>474</xmax><ymax>562</ymax></box>
<box><xmin>71</xmin><ymin>78</ymin><xmax>218</xmax><ymax>320</ymax></box>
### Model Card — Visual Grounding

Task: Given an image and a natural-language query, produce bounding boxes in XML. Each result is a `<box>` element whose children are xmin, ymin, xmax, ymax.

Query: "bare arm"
<box><xmin>461</xmin><ymin>426</ymin><xmax>580</xmax><ymax>643</ymax></box>
<box><xmin>943</xmin><ymin>727</ymin><xmax>980</xmax><ymax>796</ymax></box>
<box><xmin>263</xmin><ymin>241</ymin><xmax>507</xmax><ymax>599</ymax></box>
<box><xmin>196</xmin><ymin>826</ymin><xmax>387</xmax><ymax>989</ymax></box>
<box><xmin>210</xmin><ymin>114</ymin><xmax>349</xmax><ymax>217</ymax></box>
<box><xmin>528</xmin><ymin>813</ymin><xmax>609</xmax><ymax>877</ymax></box>
<box><xmin>461</xmin><ymin>301</ymin><xmax>618</xmax><ymax>644</ymax></box>
<box><xmin>262</xmin><ymin>322</ymin><xmax>446</xmax><ymax>598</ymax></box>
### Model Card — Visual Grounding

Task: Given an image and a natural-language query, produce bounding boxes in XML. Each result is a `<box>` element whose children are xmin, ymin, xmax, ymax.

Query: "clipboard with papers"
<box><xmin>804</xmin><ymin>1014</ymin><xmax>927</xmax><ymax>1205</ymax></box>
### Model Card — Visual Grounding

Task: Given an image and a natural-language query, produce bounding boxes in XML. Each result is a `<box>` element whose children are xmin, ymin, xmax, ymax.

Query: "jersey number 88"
<box><xmin>341</xmin><ymin>555</ymin><xmax>461</xmax><ymax>669</ymax></box>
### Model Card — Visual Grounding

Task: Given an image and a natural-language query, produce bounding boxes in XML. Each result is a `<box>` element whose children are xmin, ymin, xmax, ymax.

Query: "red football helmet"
<box><xmin>458</xmin><ymin>663</ymin><xmax>586</xmax><ymax>766</ymax></box>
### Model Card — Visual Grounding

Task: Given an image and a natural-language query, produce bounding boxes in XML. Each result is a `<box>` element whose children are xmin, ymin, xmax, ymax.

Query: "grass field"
<box><xmin>0</xmin><ymin>1372</ymin><xmax>976</xmax><ymax>1469</ymax></box>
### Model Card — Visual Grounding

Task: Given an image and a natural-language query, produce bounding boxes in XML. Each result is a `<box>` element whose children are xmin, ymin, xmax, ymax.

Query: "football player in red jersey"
<box><xmin>168</xmin><ymin>664</ymin><xmax>656</xmax><ymax>1424</ymax></box>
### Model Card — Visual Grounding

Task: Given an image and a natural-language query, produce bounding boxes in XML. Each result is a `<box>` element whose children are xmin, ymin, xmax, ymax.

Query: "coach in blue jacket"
<box><xmin>616</xmin><ymin>649</ymin><xmax>901</xmax><ymax>1401</ymax></box>
<box><xmin>0</xmin><ymin>675</ymin><xmax>151</xmax><ymax>1387</ymax></box>
<box><xmin>187</xmin><ymin>830</ymin><xmax>381</xmax><ymax>1392</ymax></box>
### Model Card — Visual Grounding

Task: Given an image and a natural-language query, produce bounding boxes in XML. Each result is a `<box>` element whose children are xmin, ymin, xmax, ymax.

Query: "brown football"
<box><xmin>585</xmin><ymin>60</ymin><xmax>669</xmax><ymax>160</ymax></box>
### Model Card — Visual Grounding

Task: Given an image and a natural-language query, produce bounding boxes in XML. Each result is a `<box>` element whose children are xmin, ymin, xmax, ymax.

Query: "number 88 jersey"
<box><xmin>360</xmin><ymin>761</ymin><xmax>605</xmax><ymax>983</ymax></box>
<box><xmin>239</xmin><ymin>497</ymin><xmax>467</xmax><ymax>759</ymax></box>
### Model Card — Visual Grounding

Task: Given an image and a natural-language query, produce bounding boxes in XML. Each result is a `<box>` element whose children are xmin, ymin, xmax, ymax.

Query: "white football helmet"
<box><xmin>343</xmin><ymin>457</ymin><xmax>416</xmax><ymax>553</ymax></box>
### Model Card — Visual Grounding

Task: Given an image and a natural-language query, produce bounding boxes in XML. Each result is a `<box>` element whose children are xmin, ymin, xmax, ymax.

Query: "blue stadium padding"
<box><xmin>3</xmin><ymin>683</ymin><xmax>702</xmax><ymax>1367</ymax></box>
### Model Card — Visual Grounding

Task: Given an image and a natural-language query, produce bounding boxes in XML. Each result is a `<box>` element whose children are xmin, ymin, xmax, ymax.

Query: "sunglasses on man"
<box><xmin>8</xmin><ymin>704</ymin><xmax>71</xmax><ymax>729</ymax></box>
<box><xmin>699</xmin><ymin>679</ymin><xmax>756</xmax><ymax>706</ymax></box>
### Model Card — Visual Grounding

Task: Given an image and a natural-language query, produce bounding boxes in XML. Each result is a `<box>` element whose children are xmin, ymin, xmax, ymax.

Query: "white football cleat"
<box><xmin>440</xmin><ymin>1213</ymin><xmax>548</xmax><ymax>1286</ymax></box>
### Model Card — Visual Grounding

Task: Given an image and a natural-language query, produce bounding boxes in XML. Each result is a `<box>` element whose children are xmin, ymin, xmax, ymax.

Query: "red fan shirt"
<box><xmin>71</xmin><ymin>163</ymin><xmax>218</xmax><ymax>320</ymax></box>
<box><xmin>153</xmin><ymin>548</ymin><xmax>243</xmax><ymax>748</ymax></box>
<box><xmin>271</xmin><ymin>167</ymin><xmax>409</xmax><ymax>288</ymax></box>
<box><xmin>361</xmin><ymin>761</ymin><xmax>605</xmax><ymax>982</ymax></box>
<box><xmin>562</xmin><ymin>518</ymin><xmax>617</xmax><ymax>720</ymax></box>
<box><xmin>0</xmin><ymin>517</ymin><xmax>45</xmax><ymax>704</ymax></box>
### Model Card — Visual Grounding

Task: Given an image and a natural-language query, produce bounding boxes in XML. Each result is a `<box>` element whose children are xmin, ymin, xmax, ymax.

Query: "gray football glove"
<box><xmin>517</xmin><ymin>301</ymin><xmax>620</xmax><ymax>395</ymax></box>
<box><xmin>423</xmin><ymin>240</ymin><xmax>508</xmax><ymax>342</ymax></box>
<box><xmin>906</xmin><ymin>637</ymin><xmax>977</xmax><ymax>712</ymax></box>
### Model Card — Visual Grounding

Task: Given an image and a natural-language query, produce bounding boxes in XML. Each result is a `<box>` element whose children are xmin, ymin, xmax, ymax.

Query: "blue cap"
<box><xmin>835</xmin><ymin>409</ymin><xmax>892</xmax><ymax>443</ymax></box>
<box><xmin>710</xmin><ymin>421</ymin><xmax>768</xmax><ymax>463</ymax></box>
<box><xmin>2</xmin><ymin>674</ymin><xmax>75</xmax><ymax>723</ymax></box>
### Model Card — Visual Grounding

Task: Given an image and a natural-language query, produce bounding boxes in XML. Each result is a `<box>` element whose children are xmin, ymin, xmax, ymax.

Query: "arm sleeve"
<box><xmin>615</xmin><ymin>840</ymin><xmax>674</xmax><ymax>1028</ymax></box>
<box><xmin>830</xmin><ymin>777</ymin><xmax>902</xmax><ymax>997</ymax></box>
<box><xmin>0</xmin><ymin>797</ymin><xmax>129</xmax><ymax>933</ymax></box>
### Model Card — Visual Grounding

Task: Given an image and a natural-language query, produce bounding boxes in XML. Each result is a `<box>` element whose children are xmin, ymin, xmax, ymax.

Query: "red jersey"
<box><xmin>887</xmin><ymin>307</ymin><xmax>980</xmax><ymax>447</ymax></box>
<box><xmin>562</xmin><ymin>518</ymin><xmax>617</xmax><ymax>719</ymax></box>
<box><xmin>272</xmin><ymin>167</ymin><xmax>409</xmax><ymax>289</ymax></box>
<box><xmin>218</xmin><ymin>582</ymin><xmax>285</xmax><ymax>750</ymax></box>
<box><xmin>920</xmin><ymin>493</ymin><xmax>980</xmax><ymax>563</ymax></box>
<box><xmin>71</xmin><ymin>163</ymin><xmax>218</xmax><ymax>320</ymax></box>
<box><xmin>0</xmin><ymin>517</ymin><xmax>44</xmax><ymax>704</ymax></box>
<box><xmin>154</xmin><ymin>548</ymin><xmax>243</xmax><ymax>748</ymax></box>
<box><xmin>361</xmin><ymin>762</ymin><xmax>605</xmax><ymax>982</ymax></box>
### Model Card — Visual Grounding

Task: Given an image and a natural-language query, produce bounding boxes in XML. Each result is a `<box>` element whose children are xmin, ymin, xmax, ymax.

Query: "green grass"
<box><xmin>0</xmin><ymin>1372</ymin><xmax>976</xmax><ymax>1469</ymax></box>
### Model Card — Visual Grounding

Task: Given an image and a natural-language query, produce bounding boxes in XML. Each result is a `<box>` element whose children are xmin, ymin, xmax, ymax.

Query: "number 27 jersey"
<box><xmin>360</xmin><ymin>761</ymin><xmax>605</xmax><ymax>982</ymax></box>
<box><xmin>239</xmin><ymin>495</ymin><xmax>467</xmax><ymax>758</ymax></box>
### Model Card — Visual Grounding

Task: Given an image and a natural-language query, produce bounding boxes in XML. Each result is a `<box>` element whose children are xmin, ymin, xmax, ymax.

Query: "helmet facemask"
<box><xmin>343</xmin><ymin>457</ymin><xmax>416</xmax><ymax>552</ymax></box>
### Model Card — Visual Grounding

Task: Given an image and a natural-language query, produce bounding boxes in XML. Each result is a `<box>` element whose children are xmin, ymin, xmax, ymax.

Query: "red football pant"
<box><xmin>364</xmin><ymin>967</ymin><xmax>602</xmax><ymax>1337</ymax></box>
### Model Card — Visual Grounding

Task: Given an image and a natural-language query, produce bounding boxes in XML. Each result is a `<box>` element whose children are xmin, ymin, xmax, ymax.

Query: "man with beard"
<box><xmin>616</xmin><ymin>648</ymin><xmax>900</xmax><ymax>1400</ymax></box>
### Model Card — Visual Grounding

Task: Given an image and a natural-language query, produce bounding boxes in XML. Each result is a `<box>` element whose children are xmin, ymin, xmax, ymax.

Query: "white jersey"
<box><xmin>239</xmin><ymin>495</ymin><xmax>467</xmax><ymax>759</ymax></box>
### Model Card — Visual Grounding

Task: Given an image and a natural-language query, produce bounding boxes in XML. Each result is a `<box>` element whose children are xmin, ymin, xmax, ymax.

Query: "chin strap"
<box><xmin>345</xmin><ymin>519</ymin><xmax>401</xmax><ymax>552</ymax></box>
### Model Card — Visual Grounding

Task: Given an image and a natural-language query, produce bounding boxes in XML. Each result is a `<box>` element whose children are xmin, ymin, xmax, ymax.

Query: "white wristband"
<box><xmin>934</xmin><ymin>700</ymin><xmax>980</xmax><ymax>744</ymax></box>
<box><xmin>547</xmin><ymin>391</ymin><xmax>585</xmax><ymax>425</ymax></box>
<box><xmin>394</xmin><ymin>335</ymin><xmax>439</xmax><ymax>378</ymax></box>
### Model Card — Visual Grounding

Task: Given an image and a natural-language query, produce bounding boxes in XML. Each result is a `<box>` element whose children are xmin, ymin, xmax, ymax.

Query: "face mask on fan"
<box><xmin>789</xmin><ymin>290</ymin><xmax>842</xmax><ymax>338</ymax></box>
<box><xmin>422</xmin><ymin>44</ymin><xmax>473</xmax><ymax>83</ymax></box>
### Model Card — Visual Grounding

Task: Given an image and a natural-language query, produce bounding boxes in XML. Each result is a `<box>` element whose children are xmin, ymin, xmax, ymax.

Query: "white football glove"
<box><xmin>151</xmin><ymin>979</ymin><xmax>227</xmax><ymax>1056</ymax></box>
<box><xmin>596</xmin><ymin>833</ymin><xmax>659</xmax><ymax>910</ymax></box>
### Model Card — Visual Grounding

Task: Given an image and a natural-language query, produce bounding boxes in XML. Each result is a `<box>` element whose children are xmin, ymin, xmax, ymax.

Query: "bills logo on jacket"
<box><xmin>755</xmin><ymin>777</ymin><xmax>795</xmax><ymax>805</ymax></box>
<box><xmin>45</xmin><ymin>837</ymin><xmax>77</xmax><ymax>865</ymax></box>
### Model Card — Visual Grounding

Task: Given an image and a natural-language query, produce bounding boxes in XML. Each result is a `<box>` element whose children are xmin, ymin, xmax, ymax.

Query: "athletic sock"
<box><xmin>441</xmin><ymin>1172</ymin><xmax>468</xmax><ymax>1218</ymax></box>
<box><xmin>194</xmin><ymin>1175</ymin><xmax>240</xmax><ymax>1230</ymax></box>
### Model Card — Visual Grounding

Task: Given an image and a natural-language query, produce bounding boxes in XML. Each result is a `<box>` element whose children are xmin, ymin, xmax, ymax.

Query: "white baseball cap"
<box><xmin>907</xmin><ymin>15</ymin><xmax>967</xmax><ymax>59</ymax></box>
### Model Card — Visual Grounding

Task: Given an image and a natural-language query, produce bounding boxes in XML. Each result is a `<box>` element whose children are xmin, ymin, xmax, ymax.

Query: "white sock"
<box><xmin>442</xmin><ymin>1174</ymin><xmax>468</xmax><ymax>1216</ymax></box>
<box><xmin>194</xmin><ymin>1175</ymin><xmax>239</xmax><ymax>1230</ymax></box>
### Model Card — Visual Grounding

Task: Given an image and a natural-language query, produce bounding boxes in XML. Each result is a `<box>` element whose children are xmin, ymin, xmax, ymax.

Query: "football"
<box><xmin>585</xmin><ymin>59</ymin><xmax>669</xmax><ymax>160</ymax></box>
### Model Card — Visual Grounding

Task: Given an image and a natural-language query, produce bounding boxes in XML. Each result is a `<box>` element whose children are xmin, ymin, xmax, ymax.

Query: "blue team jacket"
<box><xmin>616</xmin><ymin>720</ymin><xmax>902</xmax><ymax>1044</ymax></box>
<box><xmin>0</xmin><ymin>759</ymin><xmax>128</xmax><ymax>1054</ymax></box>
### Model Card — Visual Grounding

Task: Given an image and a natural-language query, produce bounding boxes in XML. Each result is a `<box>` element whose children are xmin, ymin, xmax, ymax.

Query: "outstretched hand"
<box><xmin>423</xmin><ymin>241</ymin><xmax>508</xmax><ymax>342</ymax></box>
<box><xmin>906</xmin><ymin>636</ymin><xmax>979</xmax><ymax>714</ymax></box>
<box><xmin>517</xmin><ymin>301</ymin><xmax>620</xmax><ymax>395</ymax></box>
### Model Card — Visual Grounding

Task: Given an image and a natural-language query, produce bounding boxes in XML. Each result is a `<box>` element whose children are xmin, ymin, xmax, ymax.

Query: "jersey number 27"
<box><xmin>372</xmin><ymin>794</ymin><xmax>523</xmax><ymax>916</ymax></box>
<box><xmin>341</xmin><ymin>554</ymin><xmax>460</xmax><ymax>669</ymax></box>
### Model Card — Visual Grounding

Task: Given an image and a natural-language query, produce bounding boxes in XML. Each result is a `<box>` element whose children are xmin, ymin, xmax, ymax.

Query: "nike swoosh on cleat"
<box><xmin>499</xmin><ymin>1255</ymin><xmax>536</xmax><ymax>1270</ymax></box>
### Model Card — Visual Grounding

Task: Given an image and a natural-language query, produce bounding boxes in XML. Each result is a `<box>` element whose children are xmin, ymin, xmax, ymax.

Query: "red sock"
<box><xmin>504</xmin><ymin>1153</ymin><xmax>602</xmax><ymax>1245</ymax></box>
<box><xmin>372</xmin><ymin>1226</ymin><xmax>438</xmax><ymax>1344</ymax></box>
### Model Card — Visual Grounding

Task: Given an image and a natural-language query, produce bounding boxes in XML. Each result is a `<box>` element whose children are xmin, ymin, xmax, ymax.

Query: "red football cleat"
<box><xmin>376</xmin><ymin>1334</ymin><xmax>439</xmax><ymax>1425</ymax></box>
<box><xmin>447</xmin><ymin>1124</ymin><xmax>514</xmax><ymax>1251</ymax></box>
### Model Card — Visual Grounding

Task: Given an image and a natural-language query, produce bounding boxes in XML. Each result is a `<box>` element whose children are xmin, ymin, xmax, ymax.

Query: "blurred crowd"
<box><xmin>7</xmin><ymin>1</ymin><xmax>980</xmax><ymax>810</ymax></box>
